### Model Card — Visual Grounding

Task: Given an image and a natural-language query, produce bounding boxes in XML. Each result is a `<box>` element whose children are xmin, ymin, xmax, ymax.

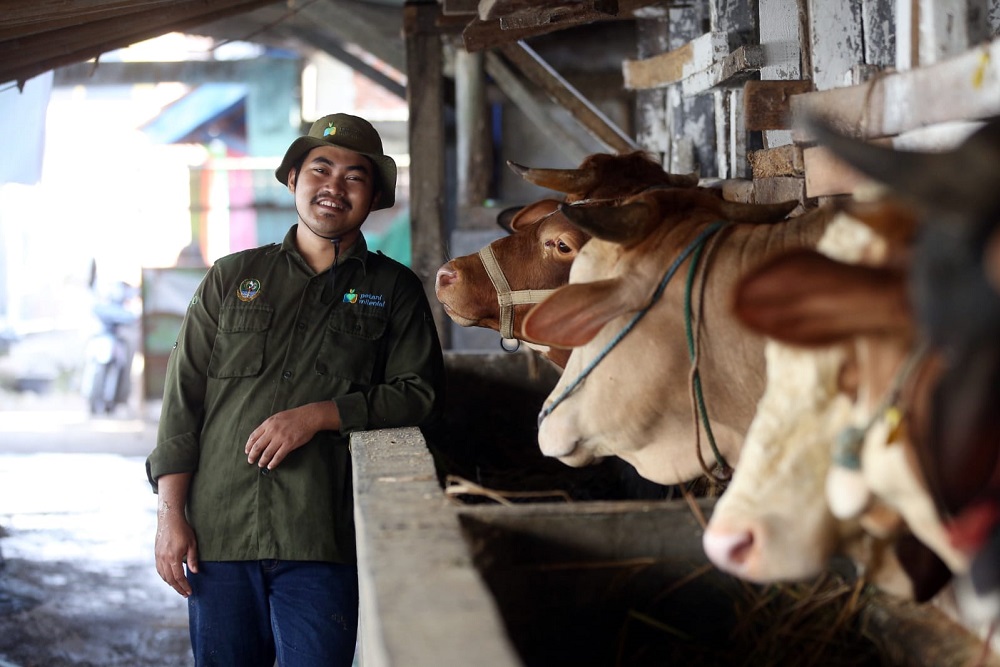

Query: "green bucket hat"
<box><xmin>274</xmin><ymin>113</ymin><xmax>397</xmax><ymax>210</ymax></box>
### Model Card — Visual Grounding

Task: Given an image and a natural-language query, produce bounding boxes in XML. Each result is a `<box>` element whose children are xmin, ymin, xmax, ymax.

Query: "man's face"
<box><xmin>289</xmin><ymin>144</ymin><xmax>379</xmax><ymax>242</ymax></box>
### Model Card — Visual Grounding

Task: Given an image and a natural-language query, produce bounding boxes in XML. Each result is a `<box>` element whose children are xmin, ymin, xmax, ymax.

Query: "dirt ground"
<box><xmin>0</xmin><ymin>388</ymin><xmax>193</xmax><ymax>667</ymax></box>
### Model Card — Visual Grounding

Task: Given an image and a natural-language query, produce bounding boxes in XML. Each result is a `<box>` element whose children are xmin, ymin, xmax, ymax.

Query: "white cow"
<box><xmin>702</xmin><ymin>204</ymin><xmax>967</xmax><ymax>602</ymax></box>
<box><xmin>521</xmin><ymin>188</ymin><xmax>836</xmax><ymax>485</ymax></box>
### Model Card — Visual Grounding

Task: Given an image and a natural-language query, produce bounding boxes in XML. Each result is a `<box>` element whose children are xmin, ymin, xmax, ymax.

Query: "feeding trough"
<box><xmin>352</xmin><ymin>352</ymin><xmax>998</xmax><ymax>666</ymax></box>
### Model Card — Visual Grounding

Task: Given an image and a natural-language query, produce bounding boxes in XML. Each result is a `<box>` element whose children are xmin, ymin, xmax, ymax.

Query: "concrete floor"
<box><xmin>0</xmin><ymin>389</ymin><xmax>192</xmax><ymax>666</ymax></box>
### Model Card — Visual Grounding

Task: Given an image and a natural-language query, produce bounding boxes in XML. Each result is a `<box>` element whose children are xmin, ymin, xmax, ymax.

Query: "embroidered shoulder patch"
<box><xmin>238</xmin><ymin>278</ymin><xmax>261</xmax><ymax>302</ymax></box>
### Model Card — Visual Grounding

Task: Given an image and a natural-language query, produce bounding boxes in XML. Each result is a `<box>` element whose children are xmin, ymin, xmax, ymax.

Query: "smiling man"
<box><xmin>146</xmin><ymin>113</ymin><xmax>445</xmax><ymax>666</ymax></box>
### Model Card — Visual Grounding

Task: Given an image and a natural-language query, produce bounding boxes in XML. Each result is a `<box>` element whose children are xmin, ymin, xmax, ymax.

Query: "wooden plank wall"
<box><xmin>629</xmin><ymin>0</ymin><xmax>1000</xmax><ymax>205</ymax></box>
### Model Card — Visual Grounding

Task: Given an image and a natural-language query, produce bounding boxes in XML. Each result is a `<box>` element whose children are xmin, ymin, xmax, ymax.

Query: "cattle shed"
<box><xmin>359</xmin><ymin>0</ymin><xmax>1000</xmax><ymax>663</ymax></box>
<box><xmin>5</xmin><ymin>0</ymin><xmax>1000</xmax><ymax>665</ymax></box>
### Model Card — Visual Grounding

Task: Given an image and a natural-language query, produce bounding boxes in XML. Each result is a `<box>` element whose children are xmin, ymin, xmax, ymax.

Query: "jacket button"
<box><xmin>282</xmin><ymin>370</ymin><xmax>292</xmax><ymax>380</ymax></box>
<box><xmin>260</xmin><ymin>468</ymin><xmax>270</xmax><ymax>477</ymax></box>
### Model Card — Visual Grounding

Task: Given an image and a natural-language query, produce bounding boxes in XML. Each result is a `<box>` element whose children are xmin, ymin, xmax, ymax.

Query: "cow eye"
<box><xmin>557</xmin><ymin>241</ymin><xmax>572</xmax><ymax>254</ymax></box>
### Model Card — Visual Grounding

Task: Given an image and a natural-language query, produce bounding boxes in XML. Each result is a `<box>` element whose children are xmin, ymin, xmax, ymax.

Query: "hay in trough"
<box><xmin>614</xmin><ymin>570</ymin><xmax>885</xmax><ymax>667</ymax></box>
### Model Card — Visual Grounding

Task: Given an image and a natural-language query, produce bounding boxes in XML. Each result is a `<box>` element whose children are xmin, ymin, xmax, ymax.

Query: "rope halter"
<box><xmin>478</xmin><ymin>242</ymin><xmax>557</xmax><ymax>341</ymax></box>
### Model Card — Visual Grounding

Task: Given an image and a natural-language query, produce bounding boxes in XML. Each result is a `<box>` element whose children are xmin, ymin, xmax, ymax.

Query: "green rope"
<box><xmin>683</xmin><ymin>226</ymin><xmax>731</xmax><ymax>473</ymax></box>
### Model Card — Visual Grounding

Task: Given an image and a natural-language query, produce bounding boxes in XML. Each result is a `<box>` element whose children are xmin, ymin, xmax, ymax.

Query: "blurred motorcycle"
<box><xmin>80</xmin><ymin>280</ymin><xmax>139</xmax><ymax>415</ymax></box>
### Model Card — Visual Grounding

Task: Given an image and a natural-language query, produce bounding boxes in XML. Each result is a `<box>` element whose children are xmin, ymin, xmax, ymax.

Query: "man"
<box><xmin>146</xmin><ymin>113</ymin><xmax>445</xmax><ymax>666</ymax></box>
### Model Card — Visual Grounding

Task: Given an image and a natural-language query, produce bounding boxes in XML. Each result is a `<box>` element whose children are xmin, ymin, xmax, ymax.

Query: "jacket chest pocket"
<box><xmin>317</xmin><ymin>309</ymin><xmax>387</xmax><ymax>385</ymax></box>
<box><xmin>207</xmin><ymin>304</ymin><xmax>274</xmax><ymax>379</ymax></box>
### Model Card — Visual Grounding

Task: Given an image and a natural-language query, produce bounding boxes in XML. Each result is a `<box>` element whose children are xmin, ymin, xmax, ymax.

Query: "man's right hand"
<box><xmin>153</xmin><ymin>472</ymin><xmax>199</xmax><ymax>597</ymax></box>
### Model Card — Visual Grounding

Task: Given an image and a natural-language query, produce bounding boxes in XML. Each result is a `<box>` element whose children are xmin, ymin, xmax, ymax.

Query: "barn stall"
<box><xmin>357</xmin><ymin>0</ymin><xmax>1000</xmax><ymax>664</ymax></box>
<box><xmin>3</xmin><ymin>0</ymin><xmax>1000</xmax><ymax>664</ymax></box>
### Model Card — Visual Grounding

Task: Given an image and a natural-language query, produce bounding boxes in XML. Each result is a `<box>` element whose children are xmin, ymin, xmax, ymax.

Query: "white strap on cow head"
<box><xmin>478</xmin><ymin>243</ymin><xmax>556</xmax><ymax>341</ymax></box>
<box><xmin>827</xmin><ymin>340</ymin><xmax>930</xmax><ymax>520</ymax></box>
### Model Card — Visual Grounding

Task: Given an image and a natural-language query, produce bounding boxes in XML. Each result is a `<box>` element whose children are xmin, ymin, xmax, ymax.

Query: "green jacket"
<box><xmin>146</xmin><ymin>226</ymin><xmax>445</xmax><ymax>563</ymax></box>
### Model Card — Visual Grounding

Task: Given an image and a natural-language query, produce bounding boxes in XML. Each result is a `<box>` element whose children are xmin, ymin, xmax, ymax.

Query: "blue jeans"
<box><xmin>188</xmin><ymin>560</ymin><xmax>359</xmax><ymax>667</ymax></box>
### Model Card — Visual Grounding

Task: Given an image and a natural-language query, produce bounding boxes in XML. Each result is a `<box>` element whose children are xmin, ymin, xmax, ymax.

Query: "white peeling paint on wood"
<box><xmin>808</xmin><ymin>0</ymin><xmax>865</xmax><ymax>89</ymax></box>
<box><xmin>862</xmin><ymin>0</ymin><xmax>896</xmax><ymax>66</ymax></box>
<box><xmin>759</xmin><ymin>0</ymin><xmax>805</xmax><ymax>148</ymax></box>
<box><xmin>920</xmin><ymin>0</ymin><xmax>974</xmax><ymax>65</ymax></box>
<box><xmin>667</xmin><ymin>3</ymin><xmax>717</xmax><ymax>177</ymax></box>
<box><xmin>791</xmin><ymin>35</ymin><xmax>1000</xmax><ymax>142</ymax></box>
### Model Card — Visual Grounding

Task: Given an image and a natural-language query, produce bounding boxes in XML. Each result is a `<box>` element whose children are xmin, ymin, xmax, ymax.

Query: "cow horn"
<box><xmin>558</xmin><ymin>201</ymin><xmax>654</xmax><ymax>245</ymax></box>
<box><xmin>714</xmin><ymin>198</ymin><xmax>799</xmax><ymax>223</ymax></box>
<box><xmin>507</xmin><ymin>160</ymin><xmax>598</xmax><ymax>197</ymax></box>
<box><xmin>801</xmin><ymin>113</ymin><xmax>1000</xmax><ymax>220</ymax></box>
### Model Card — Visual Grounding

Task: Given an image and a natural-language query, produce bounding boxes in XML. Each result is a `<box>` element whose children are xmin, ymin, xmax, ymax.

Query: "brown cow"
<box><xmin>435</xmin><ymin>151</ymin><xmax>700</xmax><ymax>368</ymax></box>
<box><xmin>521</xmin><ymin>186</ymin><xmax>830</xmax><ymax>485</ymax></box>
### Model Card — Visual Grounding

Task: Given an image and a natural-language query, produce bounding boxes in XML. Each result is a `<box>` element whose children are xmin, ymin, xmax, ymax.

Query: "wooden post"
<box><xmin>455</xmin><ymin>48</ymin><xmax>493</xmax><ymax>212</ymax></box>
<box><xmin>404</xmin><ymin>3</ymin><xmax>450</xmax><ymax>347</ymax></box>
<box><xmin>634</xmin><ymin>13</ymin><xmax>670</xmax><ymax>159</ymax></box>
<box><xmin>710</xmin><ymin>0</ymin><xmax>758</xmax><ymax>178</ymax></box>
<box><xmin>807</xmin><ymin>0</ymin><xmax>864</xmax><ymax>89</ymax></box>
<box><xmin>667</xmin><ymin>4</ymin><xmax>715</xmax><ymax>176</ymax></box>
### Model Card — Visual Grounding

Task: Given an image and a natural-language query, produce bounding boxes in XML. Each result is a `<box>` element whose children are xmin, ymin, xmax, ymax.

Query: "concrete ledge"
<box><xmin>352</xmin><ymin>426</ymin><xmax>522</xmax><ymax>667</ymax></box>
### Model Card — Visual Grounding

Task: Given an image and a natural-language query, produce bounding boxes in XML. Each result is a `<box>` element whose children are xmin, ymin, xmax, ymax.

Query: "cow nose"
<box><xmin>702</xmin><ymin>526</ymin><xmax>756</xmax><ymax>573</ymax></box>
<box><xmin>435</xmin><ymin>265</ymin><xmax>459</xmax><ymax>289</ymax></box>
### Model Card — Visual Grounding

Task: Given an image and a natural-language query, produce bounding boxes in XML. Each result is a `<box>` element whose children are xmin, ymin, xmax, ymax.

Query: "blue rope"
<box><xmin>538</xmin><ymin>220</ymin><xmax>729</xmax><ymax>427</ymax></box>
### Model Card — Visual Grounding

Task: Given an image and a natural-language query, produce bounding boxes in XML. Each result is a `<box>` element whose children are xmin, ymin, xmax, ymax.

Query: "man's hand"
<box><xmin>154</xmin><ymin>478</ymin><xmax>199</xmax><ymax>598</ymax></box>
<box><xmin>246</xmin><ymin>401</ymin><xmax>340</xmax><ymax>470</ymax></box>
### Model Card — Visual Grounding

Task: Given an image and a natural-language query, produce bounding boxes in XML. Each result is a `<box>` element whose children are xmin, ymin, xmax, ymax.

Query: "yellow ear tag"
<box><xmin>884</xmin><ymin>407</ymin><xmax>904</xmax><ymax>444</ymax></box>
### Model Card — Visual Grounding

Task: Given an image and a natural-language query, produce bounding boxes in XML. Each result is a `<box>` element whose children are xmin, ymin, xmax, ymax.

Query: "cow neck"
<box><xmin>538</xmin><ymin>219</ymin><xmax>732</xmax><ymax>474</ymax></box>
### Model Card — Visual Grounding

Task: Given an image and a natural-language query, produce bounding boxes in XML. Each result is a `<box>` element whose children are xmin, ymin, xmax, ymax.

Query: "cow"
<box><xmin>520</xmin><ymin>185</ymin><xmax>833</xmax><ymax>486</ymax></box>
<box><xmin>800</xmin><ymin>114</ymin><xmax>1000</xmax><ymax>624</ymax></box>
<box><xmin>700</xmin><ymin>203</ymin><xmax>964</xmax><ymax>602</ymax></box>
<box><xmin>435</xmin><ymin>151</ymin><xmax>700</xmax><ymax>368</ymax></box>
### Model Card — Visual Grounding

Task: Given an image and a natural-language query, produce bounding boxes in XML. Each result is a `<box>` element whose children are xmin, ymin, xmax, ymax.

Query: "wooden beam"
<box><xmin>461</xmin><ymin>0</ymin><xmax>654</xmax><ymax>52</ymax></box>
<box><xmin>791</xmin><ymin>35</ymin><xmax>1000</xmax><ymax>143</ymax></box>
<box><xmin>743</xmin><ymin>79</ymin><xmax>813</xmax><ymax>131</ymax></box>
<box><xmin>498</xmin><ymin>40</ymin><xmax>639</xmax><ymax>154</ymax></box>
<box><xmin>483</xmin><ymin>51</ymin><xmax>593</xmax><ymax>163</ymax></box>
<box><xmin>53</xmin><ymin>59</ymin><xmax>272</xmax><ymax>86</ymax></box>
<box><xmin>622</xmin><ymin>31</ymin><xmax>729</xmax><ymax>90</ymax></box>
<box><xmin>804</xmin><ymin>141</ymin><xmax>887</xmax><ymax>197</ymax></box>
<box><xmin>682</xmin><ymin>45</ymin><xmax>765</xmax><ymax>95</ymax></box>
<box><xmin>404</xmin><ymin>4</ymin><xmax>450</xmax><ymax>346</ymax></box>
<box><xmin>442</xmin><ymin>0</ymin><xmax>480</xmax><ymax>15</ymax></box>
<box><xmin>282</xmin><ymin>26</ymin><xmax>406</xmax><ymax>99</ymax></box>
<box><xmin>0</xmin><ymin>0</ymin><xmax>279</xmax><ymax>86</ymax></box>
<box><xmin>748</xmin><ymin>144</ymin><xmax>805</xmax><ymax>178</ymax></box>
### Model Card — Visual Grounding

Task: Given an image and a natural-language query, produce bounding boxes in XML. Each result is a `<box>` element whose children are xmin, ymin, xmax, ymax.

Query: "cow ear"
<box><xmin>505</xmin><ymin>199</ymin><xmax>563</xmax><ymax>233</ymax></box>
<box><xmin>496</xmin><ymin>206</ymin><xmax>524</xmax><ymax>234</ymax></box>
<box><xmin>522</xmin><ymin>278</ymin><xmax>628</xmax><ymax>347</ymax></box>
<box><xmin>734</xmin><ymin>250</ymin><xmax>911</xmax><ymax>346</ymax></box>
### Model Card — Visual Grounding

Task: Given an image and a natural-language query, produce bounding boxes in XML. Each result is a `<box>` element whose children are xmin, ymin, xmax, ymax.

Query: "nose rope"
<box><xmin>537</xmin><ymin>220</ymin><xmax>729</xmax><ymax>428</ymax></box>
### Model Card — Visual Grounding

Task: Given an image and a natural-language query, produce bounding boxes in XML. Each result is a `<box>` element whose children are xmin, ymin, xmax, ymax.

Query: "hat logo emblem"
<box><xmin>323</xmin><ymin>123</ymin><xmax>336</xmax><ymax>137</ymax></box>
